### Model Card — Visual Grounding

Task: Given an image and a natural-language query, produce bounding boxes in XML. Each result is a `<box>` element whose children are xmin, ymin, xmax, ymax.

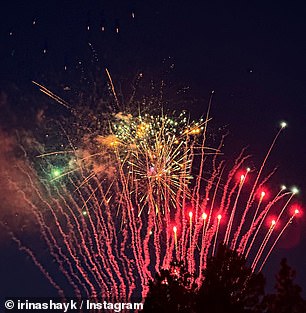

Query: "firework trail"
<box><xmin>241</xmin><ymin>186</ymin><xmax>289</xmax><ymax>258</ymax></box>
<box><xmin>2</xmin><ymin>81</ymin><xmax>302</xmax><ymax>301</ymax></box>
<box><xmin>231</xmin><ymin>122</ymin><xmax>287</xmax><ymax>251</ymax></box>
<box><xmin>257</xmin><ymin>208</ymin><xmax>300</xmax><ymax>272</ymax></box>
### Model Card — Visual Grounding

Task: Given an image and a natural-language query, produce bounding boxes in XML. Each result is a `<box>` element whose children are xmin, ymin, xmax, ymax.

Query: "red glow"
<box><xmin>290</xmin><ymin>204</ymin><xmax>303</xmax><ymax>217</ymax></box>
<box><xmin>184</xmin><ymin>205</ymin><xmax>193</xmax><ymax>218</ymax></box>
<box><xmin>256</xmin><ymin>188</ymin><xmax>269</xmax><ymax>200</ymax></box>
<box><xmin>235</xmin><ymin>168</ymin><xmax>249</xmax><ymax>183</ymax></box>
<box><xmin>266</xmin><ymin>215</ymin><xmax>278</xmax><ymax>228</ymax></box>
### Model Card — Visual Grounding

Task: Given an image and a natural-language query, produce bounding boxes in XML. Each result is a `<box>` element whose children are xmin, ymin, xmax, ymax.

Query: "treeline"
<box><xmin>143</xmin><ymin>245</ymin><xmax>306</xmax><ymax>313</ymax></box>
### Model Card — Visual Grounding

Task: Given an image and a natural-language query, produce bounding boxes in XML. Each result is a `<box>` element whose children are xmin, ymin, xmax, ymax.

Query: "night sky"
<box><xmin>1</xmin><ymin>0</ymin><xmax>306</xmax><ymax>299</ymax></box>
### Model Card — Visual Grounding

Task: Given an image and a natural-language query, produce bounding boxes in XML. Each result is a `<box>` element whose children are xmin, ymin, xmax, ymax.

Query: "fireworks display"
<box><xmin>3</xmin><ymin>79</ymin><xmax>302</xmax><ymax>302</ymax></box>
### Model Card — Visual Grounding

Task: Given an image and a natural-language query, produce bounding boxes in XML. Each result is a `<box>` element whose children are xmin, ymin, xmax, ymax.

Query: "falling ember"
<box><xmin>212</xmin><ymin>214</ymin><xmax>222</xmax><ymax>256</ymax></box>
<box><xmin>252</xmin><ymin>218</ymin><xmax>277</xmax><ymax>270</ymax></box>
<box><xmin>173</xmin><ymin>226</ymin><xmax>178</xmax><ymax>254</ymax></box>
<box><xmin>5</xmin><ymin>81</ymin><xmax>302</xmax><ymax>301</ymax></box>
<box><xmin>224</xmin><ymin>167</ymin><xmax>249</xmax><ymax>246</ymax></box>
<box><xmin>188</xmin><ymin>211</ymin><xmax>193</xmax><ymax>270</ymax></box>
<box><xmin>51</xmin><ymin>168</ymin><xmax>61</xmax><ymax>178</ymax></box>
<box><xmin>291</xmin><ymin>187</ymin><xmax>299</xmax><ymax>194</ymax></box>
<box><xmin>242</xmin><ymin>188</ymin><xmax>266</xmax><ymax>253</ymax></box>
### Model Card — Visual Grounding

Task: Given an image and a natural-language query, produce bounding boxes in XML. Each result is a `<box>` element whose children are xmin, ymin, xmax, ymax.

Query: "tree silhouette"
<box><xmin>143</xmin><ymin>261</ymin><xmax>196</xmax><ymax>313</ymax></box>
<box><xmin>143</xmin><ymin>246</ymin><xmax>306</xmax><ymax>313</ymax></box>
<box><xmin>264</xmin><ymin>258</ymin><xmax>306</xmax><ymax>313</ymax></box>
<box><xmin>196</xmin><ymin>244</ymin><xmax>265</xmax><ymax>313</ymax></box>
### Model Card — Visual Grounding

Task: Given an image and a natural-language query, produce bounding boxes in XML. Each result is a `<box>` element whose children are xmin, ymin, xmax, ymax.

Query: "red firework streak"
<box><xmin>7</xmin><ymin>104</ymin><xmax>301</xmax><ymax>302</ymax></box>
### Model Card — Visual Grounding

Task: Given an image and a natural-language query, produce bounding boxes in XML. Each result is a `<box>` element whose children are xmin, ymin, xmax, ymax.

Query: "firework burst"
<box><xmin>94</xmin><ymin>111</ymin><xmax>209</xmax><ymax>216</ymax></box>
<box><xmin>2</xmin><ymin>80</ymin><xmax>303</xmax><ymax>302</ymax></box>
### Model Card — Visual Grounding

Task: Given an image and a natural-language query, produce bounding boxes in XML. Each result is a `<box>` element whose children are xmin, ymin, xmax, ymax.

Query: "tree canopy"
<box><xmin>143</xmin><ymin>245</ymin><xmax>306</xmax><ymax>313</ymax></box>
<box><xmin>264</xmin><ymin>258</ymin><xmax>306</xmax><ymax>313</ymax></box>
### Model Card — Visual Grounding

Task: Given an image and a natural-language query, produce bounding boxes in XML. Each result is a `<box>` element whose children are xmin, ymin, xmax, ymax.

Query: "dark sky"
<box><xmin>1</xmin><ymin>0</ymin><xmax>306</xmax><ymax>299</ymax></box>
